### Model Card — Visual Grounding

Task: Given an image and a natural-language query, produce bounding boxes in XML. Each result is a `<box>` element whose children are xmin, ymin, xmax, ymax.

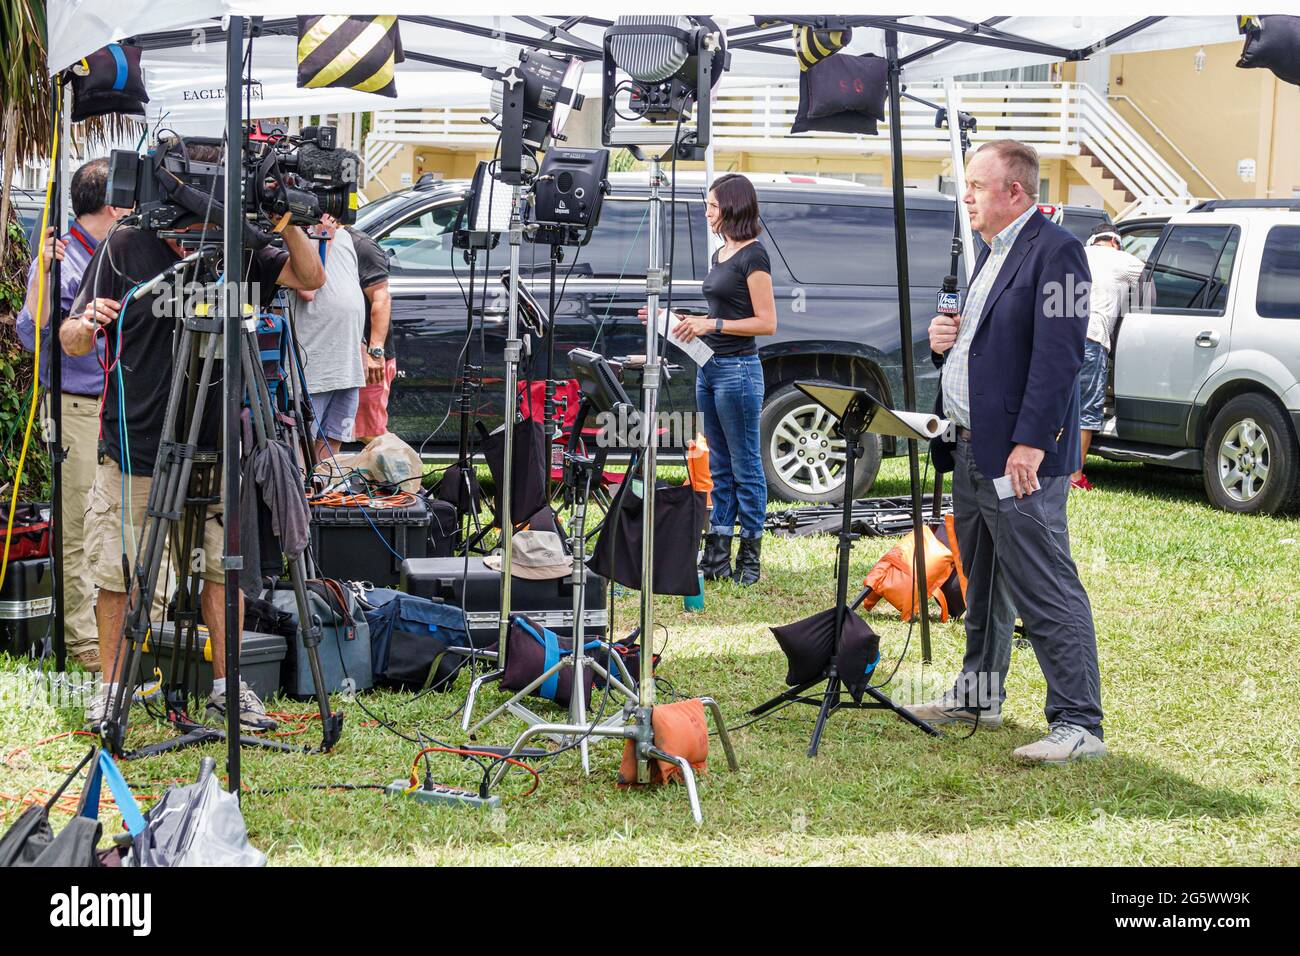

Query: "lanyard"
<box><xmin>67</xmin><ymin>222</ymin><xmax>96</xmax><ymax>256</ymax></box>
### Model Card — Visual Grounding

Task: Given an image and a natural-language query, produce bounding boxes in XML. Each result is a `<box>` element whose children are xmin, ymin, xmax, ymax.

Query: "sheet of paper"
<box><xmin>656</xmin><ymin>309</ymin><xmax>714</xmax><ymax>368</ymax></box>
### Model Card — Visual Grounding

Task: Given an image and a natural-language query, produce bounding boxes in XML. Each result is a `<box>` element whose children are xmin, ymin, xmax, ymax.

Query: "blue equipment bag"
<box><xmin>364</xmin><ymin>589</ymin><xmax>471</xmax><ymax>691</ymax></box>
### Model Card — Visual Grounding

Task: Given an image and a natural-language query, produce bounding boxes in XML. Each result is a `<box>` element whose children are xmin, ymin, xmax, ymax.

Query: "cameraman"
<box><xmin>14</xmin><ymin>158</ymin><xmax>130</xmax><ymax>671</ymax></box>
<box><xmin>61</xmin><ymin>146</ymin><xmax>325</xmax><ymax>733</ymax></box>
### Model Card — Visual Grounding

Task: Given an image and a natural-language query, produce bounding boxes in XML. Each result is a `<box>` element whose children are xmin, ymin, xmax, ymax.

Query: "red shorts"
<box><xmin>353</xmin><ymin>357</ymin><xmax>398</xmax><ymax>440</ymax></box>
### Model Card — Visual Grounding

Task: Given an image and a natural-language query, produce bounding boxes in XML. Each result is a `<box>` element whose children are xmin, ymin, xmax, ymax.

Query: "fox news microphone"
<box><xmin>937</xmin><ymin>274</ymin><xmax>961</xmax><ymax>318</ymax></box>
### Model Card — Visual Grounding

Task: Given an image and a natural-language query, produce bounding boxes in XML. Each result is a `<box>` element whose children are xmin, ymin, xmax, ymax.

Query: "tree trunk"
<box><xmin>0</xmin><ymin>102</ymin><xmax>18</xmax><ymax>266</ymax></box>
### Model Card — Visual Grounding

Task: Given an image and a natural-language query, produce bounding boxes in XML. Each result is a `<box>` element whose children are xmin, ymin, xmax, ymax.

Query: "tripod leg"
<box><xmin>748</xmin><ymin>677</ymin><xmax>824</xmax><ymax>717</ymax></box>
<box><xmin>647</xmin><ymin>746</ymin><xmax>703</xmax><ymax>826</ymax></box>
<box><xmin>460</xmin><ymin>668</ymin><xmax>503</xmax><ymax>732</ymax></box>
<box><xmin>465</xmin><ymin>659</ymin><xmax>569</xmax><ymax>739</ymax></box>
<box><xmin>241</xmin><ymin>325</ymin><xmax>342</xmax><ymax>751</ymax></box>
<box><xmin>807</xmin><ymin>675</ymin><xmax>842</xmax><ymax>758</ymax></box>
<box><xmin>861</xmin><ymin>684</ymin><xmax>942</xmax><ymax>737</ymax></box>
<box><xmin>699</xmin><ymin>696</ymin><xmax>740</xmax><ymax>771</ymax></box>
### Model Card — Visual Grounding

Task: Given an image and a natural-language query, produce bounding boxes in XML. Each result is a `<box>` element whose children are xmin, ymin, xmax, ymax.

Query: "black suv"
<box><xmin>355</xmin><ymin>173</ymin><xmax>963</xmax><ymax>502</ymax></box>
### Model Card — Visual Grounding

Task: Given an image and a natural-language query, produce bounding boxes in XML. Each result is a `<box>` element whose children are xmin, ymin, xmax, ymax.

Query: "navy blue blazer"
<box><xmin>930</xmin><ymin>212</ymin><xmax>1091</xmax><ymax>479</ymax></box>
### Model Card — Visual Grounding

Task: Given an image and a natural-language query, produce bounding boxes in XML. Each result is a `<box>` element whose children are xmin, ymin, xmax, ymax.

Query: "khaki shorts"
<box><xmin>85</xmin><ymin>461</ymin><xmax>226</xmax><ymax>590</ymax></box>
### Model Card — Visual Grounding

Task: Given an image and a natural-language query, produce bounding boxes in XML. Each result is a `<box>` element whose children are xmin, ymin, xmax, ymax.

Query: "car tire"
<box><xmin>1202</xmin><ymin>393</ymin><xmax>1300</xmax><ymax>515</ymax></box>
<box><xmin>760</xmin><ymin>381</ymin><xmax>881</xmax><ymax>504</ymax></box>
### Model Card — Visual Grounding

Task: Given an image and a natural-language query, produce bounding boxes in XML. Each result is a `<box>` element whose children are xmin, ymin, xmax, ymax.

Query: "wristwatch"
<box><xmin>366</xmin><ymin>346</ymin><xmax>386</xmax><ymax>360</ymax></box>
<box><xmin>714</xmin><ymin>318</ymin><xmax>724</xmax><ymax>334</ymax></box>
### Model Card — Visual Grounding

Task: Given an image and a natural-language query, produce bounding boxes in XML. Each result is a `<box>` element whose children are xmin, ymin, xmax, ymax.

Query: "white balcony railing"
<box><xmin>364</xmin><ymin>81</ymin><xmax>1194</xmax><ymax>205</ymax></box>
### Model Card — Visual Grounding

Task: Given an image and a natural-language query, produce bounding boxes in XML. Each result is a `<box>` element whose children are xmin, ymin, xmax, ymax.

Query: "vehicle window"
<box><xmin>354</xmin><ymin>190</ymin><xmax>421</xmax><ymax>233</ymax></box>
<box><xmin>1207</xmin><ymin>231</ymin><xmax>1238</xmax><ymax>311</ymax></box>
<box><xmin>760</xmin><ymin>202</ymin><xmax>955</xmax><ymax>286</ymax></box>
<box><xmin>377</xmin><ymin>202</ymin><xmax>462</xmax><ymax>272</ymax></box>
<box><xmin>567</xmin><ymin>199</ymin><xmax>695</xmax><ymax>280</ymax></box>
<box><xmin>1121</xmin><ymin>227</ymin><xmax>1163</xmax><ymax>263</ymax></box>
<box><xmin>17</xmin><ymin>206</ymin><xmax>42</xmax><ymax>251</ymax></box>
<box><xmin>1257</xmin><ymin>225</ymin><xmax>1300</xmax><ymax>319</ymax></box>
<box><xmin>1062</xmin><ymin>211</ymin><xmax>1107</xmax><ymax>245</ymax></box>
<box><xmin>1147</xmin><ymin>225</ymin><xmax>1238</xmax><ymax>312</ymax></box>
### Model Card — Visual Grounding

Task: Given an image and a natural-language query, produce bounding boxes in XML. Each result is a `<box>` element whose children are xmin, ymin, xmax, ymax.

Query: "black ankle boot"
<box><xmin>733</xmin><ymin>535</ymin><xmax>762</xmax><ymax>586</ymax></box>
<box><xmin>701</xmin><ymin>532</ymin><xmax>734</xmax><ymax>581</ymax></box>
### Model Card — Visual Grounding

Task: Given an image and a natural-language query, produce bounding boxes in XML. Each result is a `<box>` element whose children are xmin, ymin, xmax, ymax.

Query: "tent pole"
<box><xmin>49</xmin><ymin>80</ymin><xmax>67</xmax><ymax>673</ymax></box>
<box><xmin>885</xmin><ymin>29</ymin><xmax>933</xmax><ymax>664</ymax></box>
<box><xmin>222</xmin><ymin>14</ymin><xmax>245</xmax><ymax>799</ymax></box>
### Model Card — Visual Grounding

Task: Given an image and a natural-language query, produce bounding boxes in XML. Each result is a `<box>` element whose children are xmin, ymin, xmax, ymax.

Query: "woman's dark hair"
<box><xmin>710</xmin><ymin>173</ymin><xmax>762</xmax><ymax>242</ymax></box>
<box><xmin>70</xmin><ymin>158</ymin><xmax>110</xmax><ymax>218</ymax></box>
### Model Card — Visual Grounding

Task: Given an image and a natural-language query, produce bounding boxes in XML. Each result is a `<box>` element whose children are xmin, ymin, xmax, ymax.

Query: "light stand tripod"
<box><xmin>98</xmin><ymin>242</ymin><xmax>341</xmax><ymax>759</ymax></box>
<box><xmin>749</xmin><ymin>383</ymin><xmax>941</xmax><ymax>756</ymax></box>
<box><xmin>463</xmin><ymin>359</ymin><xmax>639</xmax><ymax>771</ymax></box>
<box><xmin>448</xmin><ymin>233</ymin><xmax>488</xmax><ymax>553</ymax></box>
<box><xmin>485</xmin><ymin>154</ymin><xmax>738</xmax><ymax>824</ymax></box>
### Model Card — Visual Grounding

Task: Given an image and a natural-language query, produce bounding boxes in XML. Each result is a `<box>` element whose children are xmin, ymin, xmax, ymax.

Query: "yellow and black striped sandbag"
<box><xmin>794</xmin><ymin>25</ymin><xmax>853</xmax><ymax>71</ymax></box>
<box><xmin>297</xmin><ymin>15</ymin><xmax>404</xmax><ymax>98</ymax></box>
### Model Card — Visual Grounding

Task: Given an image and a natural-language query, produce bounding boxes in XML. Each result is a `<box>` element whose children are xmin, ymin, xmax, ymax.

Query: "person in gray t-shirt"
<box><xmin>292</xmin><ymin>215</ymin><xmax>366</xmax><ymax>456</ymax></box>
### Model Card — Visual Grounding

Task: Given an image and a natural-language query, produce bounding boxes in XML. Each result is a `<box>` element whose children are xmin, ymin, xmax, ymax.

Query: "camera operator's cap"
<box><xmin>484</xmin><ymin>531</ymin><xmax>571</xmax><ymax>580</ymax></box>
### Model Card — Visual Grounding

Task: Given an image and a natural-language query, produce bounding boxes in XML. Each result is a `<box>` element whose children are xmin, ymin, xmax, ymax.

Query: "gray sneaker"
<box><xmin>902</xmin><ymin>694</ymin><xmax>1003</xmax><ymax>729</ymax></box>
<box><xmin>84</xmin><ymin>683</ymin><xmax>115</xmax><ymax>732</ymax></box>
<box><xmin>1012</xmin><ymin>721</ymin><xmax>1106</xmax><ymax>763</ymax></box>
<box><xmin>206</xmin><ymin>682</ymin><xmax>278</xmax><ymax>733</ymax></box>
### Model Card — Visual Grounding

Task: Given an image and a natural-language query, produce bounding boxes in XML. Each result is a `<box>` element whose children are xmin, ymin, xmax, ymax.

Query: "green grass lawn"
<box><xmin>3</xmin><ymin>457</ymin><xmax>1298</xmax><ymax>865</ymax></box>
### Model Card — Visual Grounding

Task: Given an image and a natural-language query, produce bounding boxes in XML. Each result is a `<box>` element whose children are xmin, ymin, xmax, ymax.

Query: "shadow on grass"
<box><xmin>212</xmin><ymin>645</ymin><xmax>1272</xmax><ymax>859</ymax></box>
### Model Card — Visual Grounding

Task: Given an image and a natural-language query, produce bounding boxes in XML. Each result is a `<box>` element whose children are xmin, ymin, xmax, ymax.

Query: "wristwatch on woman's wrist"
<box><xmin>714</xmin><ymin>318</ymin><xmax>724</xmax><ymax>334</ymax></box>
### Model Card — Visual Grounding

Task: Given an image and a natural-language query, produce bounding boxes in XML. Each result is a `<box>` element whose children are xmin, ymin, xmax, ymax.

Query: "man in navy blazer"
<box><xmin>904</xmin><ymin>140</ymin><xmax>1106</xmax><ymax>763</ymax></box>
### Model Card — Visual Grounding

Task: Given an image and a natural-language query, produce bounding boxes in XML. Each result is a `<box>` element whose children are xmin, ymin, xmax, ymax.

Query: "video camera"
<box><xmin>107</xmin><ymin>122</ymin><xmax>359</xmax><ymax>240</ymax></box>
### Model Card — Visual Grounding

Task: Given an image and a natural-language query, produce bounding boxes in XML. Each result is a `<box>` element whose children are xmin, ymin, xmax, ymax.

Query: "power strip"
<box><xmin>385</xmin><ymin>779</ymin><xmax>501</xmax><ymax>810</ymax></box>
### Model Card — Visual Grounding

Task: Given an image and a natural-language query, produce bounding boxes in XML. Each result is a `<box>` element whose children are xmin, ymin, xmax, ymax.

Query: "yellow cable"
<box><xmin>0</xmin><ymin>79</ymin><xmax>61</xmax><ymax>591</ymax></box>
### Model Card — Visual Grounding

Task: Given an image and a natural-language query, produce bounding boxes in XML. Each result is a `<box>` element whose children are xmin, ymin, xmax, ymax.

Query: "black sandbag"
<box><xmin>1239</xmin><ymin>16</ymin><xmax>1300</xmax><ymax>87</ymax></box>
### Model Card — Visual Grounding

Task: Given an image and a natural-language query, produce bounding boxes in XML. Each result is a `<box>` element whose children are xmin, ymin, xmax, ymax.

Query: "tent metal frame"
<box><xmin>42</xmin><ymin>10</ymin><xmax>1186</xmax><ymax>796</ymax></box>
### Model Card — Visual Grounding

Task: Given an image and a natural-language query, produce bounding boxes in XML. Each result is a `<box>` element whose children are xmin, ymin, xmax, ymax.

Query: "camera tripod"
<box><xmin>99</xmin><ymin>243</ymin><xmax>341</xmax><ymax>759</ymax></box>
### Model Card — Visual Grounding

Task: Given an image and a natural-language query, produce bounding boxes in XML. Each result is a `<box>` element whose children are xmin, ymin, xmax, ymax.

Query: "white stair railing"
<box><xmin>1072</xmin><ymin>83</ymin><xmax>1190</xmax><ymax>203</ymax></box>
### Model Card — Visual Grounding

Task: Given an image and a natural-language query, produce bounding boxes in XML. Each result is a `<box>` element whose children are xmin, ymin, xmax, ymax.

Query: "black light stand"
<box><xmin>448</xmin><ymin>201</ymin><xmax>491</xmax><ymax>553</ymax></box>
<box><xmin>455</xmin><ymin>63</ymin><xmax>531</xmax><ymax>726</ymax></box>
<box><xmin>468</xmin><ymin>354</ymin><xmax>640</xmax><ymax>771</ymax></box>
<box><xmin>748</xmin><ymin>383</ymin><xmax>940</xmax><ymax>755</ymax></box>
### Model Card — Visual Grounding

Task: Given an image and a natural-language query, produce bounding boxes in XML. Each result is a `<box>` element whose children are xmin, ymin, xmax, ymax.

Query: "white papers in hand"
<box><xmin>656</xmin><ymin>309</ymin><xmax>714</xmax><ymax>368</ymax></box>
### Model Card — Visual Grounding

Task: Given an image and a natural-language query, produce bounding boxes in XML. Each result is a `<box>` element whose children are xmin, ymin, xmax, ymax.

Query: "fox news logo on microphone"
<box><xmin>937</xmin><ymin>290</ymin><xmax>961</xmax><ymax>315</ymax></box>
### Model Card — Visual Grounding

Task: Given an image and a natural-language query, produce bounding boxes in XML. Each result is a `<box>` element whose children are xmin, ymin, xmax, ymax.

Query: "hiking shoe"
<box><xmin>1070</xmin><ymin>474</ymin><xmax>1094</xmax><ymax>491</ymax></box>
<box><xmin>72</xmin><ymin>646</ymin><xmax>102</xmax><ymax>673</ymax></box>
<box><xmin>902</xmin><ymin>694</ymin><xmax>1002</xmax><ymax>728</ymax></box>
<box><xmin>84</xmin><ymin>683</ymin><xmax>122</xmax><ymax>732</ymax></box>
<box><xmin>1012</xmin><ymin>721</ymin><xmax>1106</xmax><ymax>763</ymax></box>
<box><xmin>206</xmin><ymin>682</ymin><xmax>278</xmax><ymax>733</ymax></box>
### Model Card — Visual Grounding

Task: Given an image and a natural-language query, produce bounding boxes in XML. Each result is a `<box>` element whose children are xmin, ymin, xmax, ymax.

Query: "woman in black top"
<box><xmin>671</xmin><ymin>174</ymin><xmax>777</xmax><ymax>585</ymax></box>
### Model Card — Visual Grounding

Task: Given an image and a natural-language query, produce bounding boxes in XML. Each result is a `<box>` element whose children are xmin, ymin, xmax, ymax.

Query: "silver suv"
<box><xmin>1095</xmin><ymin>200</ymin><xmax>1300</xmax><ymax>515</ymax></box>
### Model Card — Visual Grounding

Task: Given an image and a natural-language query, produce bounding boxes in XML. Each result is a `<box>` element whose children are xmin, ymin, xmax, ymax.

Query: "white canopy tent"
<box><xmin>39</xmin><ymin>3</ymin><xmax>1249</xmax><ymax>791</ymax></box>
<box><xmin>46</xmin><ymin>9</ymin><xmax>1242</xmax><ymax>124</ymax></box>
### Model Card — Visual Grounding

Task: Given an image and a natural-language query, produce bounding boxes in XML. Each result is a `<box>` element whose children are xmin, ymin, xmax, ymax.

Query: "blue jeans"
<box><xmin>696</xmin><ymin>354</ymin><xmax>767</xmax><ymax>539</ymax></box>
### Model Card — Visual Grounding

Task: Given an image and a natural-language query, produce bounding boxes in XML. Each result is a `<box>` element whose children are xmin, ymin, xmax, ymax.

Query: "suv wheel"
<box><xmin>1202</xmin><ymin>394</ymin><xmax>1300</xmax><ymax>515</ymax></box>
<box><xmin>760</xmin><ymin>381</ymin><xmax>881</xmax><ymax>503</ymax></box>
